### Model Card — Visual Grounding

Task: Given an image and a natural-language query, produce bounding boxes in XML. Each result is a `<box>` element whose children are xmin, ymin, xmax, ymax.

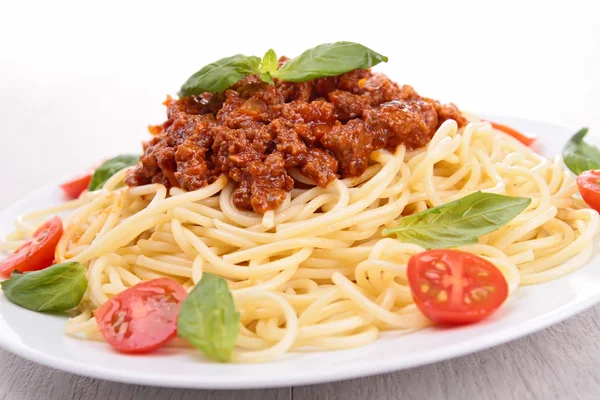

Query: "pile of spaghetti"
<box><xmin>2</xmin><ymin>118</ymin><xmax>596</xmax><ymax>362</ymax></box>
<box><xmin>1</xmin><ymin>42</ymin><xmax>598</xmax><ymax>363</ymax></box>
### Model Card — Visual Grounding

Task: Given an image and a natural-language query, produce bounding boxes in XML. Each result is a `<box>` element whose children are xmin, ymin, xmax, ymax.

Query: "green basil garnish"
<box><xmin>179</xmin><ymin>54</ymin><xmax>262</xmax><ymax>97</ymax></box>
<box><xmin>10</xmin><ymin>270</ymin><xmax>22</xmax><ymax>278</ymax></box>
<box><xmin>259</xmin><ymin>48</ymin><xmax>278</xmax><ymax>85</ymax></box>
<box><xmin>272</xmin><ymin>41</ymin><xmax>387</xmax><ymax>82</ymax></box>
<box><xmin>178</xmin><ymin>41</ymin><xmax>387</xmax><ymax>96</ymax></box>
<box><xmin>1</xmin><ymin>262</ymin><xmax>88</xmax><ymax>312</ymax></box>
<box><xmin>382</xmin><ymin>191</ymin><xmax>531</xmax><ymax>249</ymax></box>
<box><xmin>177</xmin><ymin>273</ymin><xmax>239</xmax><ymax>362</ymax></box>
<box><xmin>88</xmin><ymin>154</ymin><xmax>140</xmax><ymax>191</ymax></box>
<box><xmin>563</xmin><ymin>128</ymin><xmax>599</xmax><ymax>175</ymax></box>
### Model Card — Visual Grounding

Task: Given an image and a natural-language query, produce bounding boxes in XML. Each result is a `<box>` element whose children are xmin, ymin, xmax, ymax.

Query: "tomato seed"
<box><xmin>424</xmin><ymin>270</ymin><xmax>440</xmax><ymax>280</ymax></box>
<box><xmin>434</xmin><ymin>262</ymin><xmax>447</xmax><ymax>271</ymax></box>
<box><xmin>436</xmin><ymin>290</ymin><xmax>448</xmax><ymax>302</ymax></box>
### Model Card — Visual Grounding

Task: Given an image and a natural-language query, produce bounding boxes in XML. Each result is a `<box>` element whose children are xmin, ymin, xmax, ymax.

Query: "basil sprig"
<box><xmin>272</xmin><ymin>42</ymin><xmax>388</xmax><ymax>82</ymax></box>
<box><xmin>177</xmin><ymin>273</ymin><xmax>239</xmax><ymax>362</ymax></box>
<box><xmin>178</xmin><ymin>41</ymin><xmax>387</xmax><ymax>96</ymax></box>
<box><xmin>1</xmin><ymin>262</ymin><xmax>88</xmax><ymax>312</ymax></box>
<box><xmin>259</xmin><ymin>48</ymin><xmax>278</xmax><ymax>85</ymax></box>
<box><xmin>179</xmin><ymin>54</ymin><xmax>261</xmax><ymax>97</ymax></box>
<box><xmin>563</xmin><ymin>128</ymin><xmax>599</xmax><ymax>175</ymax></box>
<box><xmin>382</xmin><ymin>191</ymin><xmax>531</xmax><ymax>249</ymax></box>
<box><xmin>88</xmin><ymin>154</ymin><xmax>140</xmax><ymax>191</ymax></box>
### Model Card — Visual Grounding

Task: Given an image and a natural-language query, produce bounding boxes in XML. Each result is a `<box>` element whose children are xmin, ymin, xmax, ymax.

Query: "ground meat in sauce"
<box><xmin>125</xmin><ymin>61</ymin><xmax>468</xmax><ymax>213</ymax></box>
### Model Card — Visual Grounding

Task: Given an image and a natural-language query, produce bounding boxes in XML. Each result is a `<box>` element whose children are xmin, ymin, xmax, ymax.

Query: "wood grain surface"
<box><xmin>2</xmin><ymin>308</ymin><xmax>600</xmax><ymax>399</ymax></box>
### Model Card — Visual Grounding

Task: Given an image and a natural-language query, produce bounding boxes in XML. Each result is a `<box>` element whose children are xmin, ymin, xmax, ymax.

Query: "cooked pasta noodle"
<box><xmin>3</xmin><ymin>119</ymin><xmax>598</xmax><ymax>363</ymax></box>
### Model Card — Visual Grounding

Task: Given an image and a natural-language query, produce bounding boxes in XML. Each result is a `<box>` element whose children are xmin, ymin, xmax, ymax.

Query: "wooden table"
<box><xmin>1</xmin><ymin>1</ymin><xmax>599</xmax><ymax>398</ymax></box>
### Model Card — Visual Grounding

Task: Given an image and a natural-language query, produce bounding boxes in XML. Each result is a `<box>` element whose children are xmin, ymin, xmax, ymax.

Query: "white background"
<box><xmin>1</xmin><ymin>1</ymin><xmax>599</xmax><ymax>399</ymax></box>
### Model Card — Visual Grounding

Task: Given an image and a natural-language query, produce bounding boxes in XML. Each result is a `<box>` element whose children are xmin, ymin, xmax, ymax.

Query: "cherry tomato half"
<box><xmin>407</xmin><ymin>249</ymin><xmax>509</xmax><ymax>325</ymax></box>
<box><xmin>60</xmin><ymin>173</ymin><xmax>92</xmax><ymax>199</ymax></box>
<box><xmin>95</xmin><ymin>278</ymin><xmax>187</xmax><ymax>354</ymax></box>
<box><xmin>0</xmin><ymin>216</ymin><xmax>63</xmax><ymax>277</ymax></box>
<box><xmin>489</xmin><ymin>121</ymin><xmax>536</xmax><ymax>146</ymax></box>
<box><xmin>577</xmin><ymin>170</ymin><xmax>600</xmax><ymax>212</ymax></box>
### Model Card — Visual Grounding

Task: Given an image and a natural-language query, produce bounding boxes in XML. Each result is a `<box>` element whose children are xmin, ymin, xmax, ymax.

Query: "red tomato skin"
<box><xmin>489</xmin><ymin>121</ymin><xmax>536</xmax><ymax>146</ymax></box>
<box><xmin>0</xmin><ymin>216</ymin><xmax>63</xmax><ymax>277</ymax></box>
<box><xmin>94</xmin><ymin>278</ymin><xmax>187</xmax><ymax>354</ymax></box>
<box><xmin>577</xmin><ymin>170</ymin><xmax>600</xmax><ymax>212</ymax></box>
<box><xmin>407</xmin><ymin>249</ymin><xmax>509</xmax><ymax>325</ymax></box>
<box><xmin>60</xmin><ymin>173</ymin><xmax>92</xmax><ymax>199</ymax></box>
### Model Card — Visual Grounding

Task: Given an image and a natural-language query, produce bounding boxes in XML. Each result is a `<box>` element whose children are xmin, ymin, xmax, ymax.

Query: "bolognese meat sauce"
<box><xmin>125</xmin><ymin>64</ymin><xmax>467</xmax><ymax>213</ymax></box>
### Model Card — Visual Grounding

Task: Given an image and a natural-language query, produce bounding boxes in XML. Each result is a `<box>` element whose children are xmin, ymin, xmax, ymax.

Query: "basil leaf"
<box><xmin>179</xmin><ymin>54</ymin><xmax>261</xmax><ymax>97</ymax></box>
<box><xmin>1</xmin><ymin>262</ymin><xmax>87</xmax><ymax>312</ymax></box>
<box><xmin>259</xmin><ymin>49</ymin><xmax>278</xmax><ymax>84</ymax></box>
<box><xmin>177</xmin><ymin>273</ymin><xmax>239</xmax><ymax>362</ymax></box>
<box><xmin>260</xmin><ymin>49</ymin><xmax>278</xmax><ymax>74</ymax></box>
<box><xmin>9</xmin><ymin>270</ymin><xmax>22</xmax><ymax>278</ymax></box>
<box><xmin>88</xmin><ymin>154</ymin><xmax>140</xmax><ymax>191</ymax></box>
<box><xmin>272</xmin><ymin>41</ymin><xmax>388</xmax><ymax>82</ymax></box>
<box><xmin>382</xmin><ymin>191</ymin><xmax>531</xmax><ymax>249</ymax></box>
<box><xmin>563</xmin><ymin>128</ymin><xmax>598</xmax><ymax>175</ymax></box>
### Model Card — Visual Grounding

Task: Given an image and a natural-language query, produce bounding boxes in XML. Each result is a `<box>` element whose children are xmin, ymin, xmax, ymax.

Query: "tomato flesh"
<box><xmin>489</xmin><ymin>121</ymin><xmax>536</xmax><ymax>146</ymax></box>
<box><xmin>407</xmin><ymin>249</ymin><xmax>509</xmax><ymax>325</ymax></box>
<box><xmin>577</xmin><ymin>170</ymin><xmax>600</xmax><ymax>212</ymax></box>
<box><xmin>95</xmin><ymin>278</ymin><xmax>187</xmax><ymax>354</ymax></box>
<box><xmin>60</xmin><ymin>173</ymin><xmax>92</xmax><ymax>199</ymax></box>
<box><xmin>0</xmin><ymin>216</ymin><xmax>63</xmax><ymax>277</ymax></box>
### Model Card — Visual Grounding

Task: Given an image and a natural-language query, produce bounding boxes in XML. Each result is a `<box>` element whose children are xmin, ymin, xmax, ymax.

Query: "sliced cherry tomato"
<box><xmin>95</xmin><ymin>278</ymin><xmax>187</xmax><ymax>354</ymax></box>
<box><xmin>577</xmin><ymin>170</ymin><xmax>600</xmax><ymax>212</ymax></box>
<box><xmin>60</xmin><ymin>173</ymin><xmax>92</xmax><ymax>199</ymax></box>
<box><xmin>0</xmin><ymin>216</ymin><xmax>63</xmax><ymax>277</ymax></box>
<box><xmin>489</xmin><ymin>121</ymin><xmax>537</xmax><ymax>146</ymax></box>
<box><xmin>407</xmin><ymin>249</ymin><xmax>509</xmax><ymax>325</ymax></box>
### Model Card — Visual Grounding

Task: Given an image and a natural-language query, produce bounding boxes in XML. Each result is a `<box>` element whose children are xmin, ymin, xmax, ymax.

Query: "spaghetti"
<box><xmin>3</xmin><ymin>118</ymin><xmax>597</xmax><ymax>363</ymax></box>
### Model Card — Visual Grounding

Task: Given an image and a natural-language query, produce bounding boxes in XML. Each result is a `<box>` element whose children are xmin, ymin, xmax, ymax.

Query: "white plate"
<box><xmin>1</xmin><ymin>116</ymin><xmax>599</xmax><ymax>389</ymax></box>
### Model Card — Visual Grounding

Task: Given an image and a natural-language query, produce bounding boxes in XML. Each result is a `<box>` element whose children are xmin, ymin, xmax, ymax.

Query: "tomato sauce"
<box><xmin>125</xmin><ymin>63</ymin><xmax>467</xmax><ymax>213</ymax></box>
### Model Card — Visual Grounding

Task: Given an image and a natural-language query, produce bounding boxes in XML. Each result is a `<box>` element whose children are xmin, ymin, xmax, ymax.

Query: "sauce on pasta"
<box><xmin>1</xmin><ymin>42</ymin><xmax>598</xmax><ymax>364</ymax></box>
<box><xmin>125</xmin><ymin>67</ymin><xmax>466</xmax><ymax>213</ymax></box>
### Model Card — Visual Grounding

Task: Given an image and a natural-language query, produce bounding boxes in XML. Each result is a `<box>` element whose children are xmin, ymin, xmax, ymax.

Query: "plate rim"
<box><xmin>0</xmin><ymin>114</ymin><xmax>596</xmax><ymax>390</ymax></box>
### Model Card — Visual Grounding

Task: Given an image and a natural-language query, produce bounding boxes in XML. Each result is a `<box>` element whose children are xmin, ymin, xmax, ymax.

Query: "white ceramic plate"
<box><xmin>1</xmin><ymin>116</ymin><xmax>599</xmax><ymax>389</ymax></box>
